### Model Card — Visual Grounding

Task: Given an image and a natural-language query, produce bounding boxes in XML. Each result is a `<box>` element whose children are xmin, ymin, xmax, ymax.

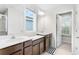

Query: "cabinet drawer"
<box><xmin>40</xmin><ymin>38</ymin><xmax>44</xmax><ymax>42</ymax></box>
<box><xmin>33</xmin><ymin>39</ymin><xmax>40</xmax><ymax>45</ymax></box>
<box><xmin>45</xmin><ymin>35</ymin><xmax>50</xmax><ymax>38</ymax></box>
<box><xmin>33</xmin><ymin>38</ymin><xmax>44</xmax><ymax>45</ymax></box>
<box><xmin>0</xmin><ymin>43</ymin><xmax>23</xmax><ymax>55</ymax></box>
<box><xmin>24</xmin><ymin>40</ymin><xmax>32</xmax><ymax>47</ymax></box>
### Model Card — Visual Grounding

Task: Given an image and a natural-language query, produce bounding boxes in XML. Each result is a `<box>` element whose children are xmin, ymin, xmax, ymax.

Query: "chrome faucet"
<box><xmin>11</xmin><ymin>36</ymin><xmax>15</xmax><ymax>39</ymax></box>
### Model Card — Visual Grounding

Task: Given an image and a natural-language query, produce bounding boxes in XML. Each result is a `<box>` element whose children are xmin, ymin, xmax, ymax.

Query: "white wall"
<box><xmin>8</xmin><ymin>6</ymin><xmax>24</xmax><ymax>35</ymax></box>
<box><xmin>72</xmin><ymin>4</ymin><xmax>79</xmax><ymax>54</ymax></box>
<box><xmin>7</xmin><ymin>5</ymin><xmax>38</xmax><ymax>36</ymax></box>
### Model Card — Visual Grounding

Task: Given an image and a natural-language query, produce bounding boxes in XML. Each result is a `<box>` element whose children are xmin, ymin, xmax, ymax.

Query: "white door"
<box><xmin>56</xmin><ymin>15</ymin><xmax>62</xmax><ymax>47</ymax></box>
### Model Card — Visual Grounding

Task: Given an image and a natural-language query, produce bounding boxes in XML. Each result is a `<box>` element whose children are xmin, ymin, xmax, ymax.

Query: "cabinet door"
<box><xmin>40</xmin><ymin>41</ymin><xmax>44</xmax><ymax>54</ymax></box>
<box><xmin>46</xmin><ymin>37</ymin><xmax>49</xmax><ymax>51</ymax></box>
<box><xmin>24</xmin><ymin>46</ymin><xmax>32</xmax><ymax>55</ymax></box>
<box><xmin>11</xmin><ymin>50</ymin><xmax>22</xmax><ymax>55</ymax></box>
<box><xmin>33</xmin><ymin>44</ymin><xmax>40</xmax><ymax>55</ymax></box>
<box><xmin>49</xmin><ymin>34</ymin><xmax>52</xmax><ymax>47</ymax></box>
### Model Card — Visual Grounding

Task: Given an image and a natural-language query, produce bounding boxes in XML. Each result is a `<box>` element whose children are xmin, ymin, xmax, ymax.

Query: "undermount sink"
<box><xmin>14</xmin><ymin>35</ymin><xmax>44</xmax><ymax>41</ymax></box>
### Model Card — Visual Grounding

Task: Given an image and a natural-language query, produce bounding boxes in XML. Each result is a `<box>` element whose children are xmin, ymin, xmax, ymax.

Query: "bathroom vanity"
<box><xmin>0</xmin><ymin>33</ymin><xmax>52</xmax><ymax>55</ymax></box>
<box><xmin>37</xmin><ymin>33</ymin><xmax>52</xmax><ymax>51</ymax></box>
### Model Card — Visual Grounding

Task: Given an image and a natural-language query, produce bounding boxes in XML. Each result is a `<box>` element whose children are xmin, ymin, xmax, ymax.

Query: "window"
<box><xmin>61</xmin><ymin>13</ymin><xmax>72</xmax><ymax>35</ymax></box>
<box><xmin>24</xmin><ymin>9</ymin><xmax>37</xmax><ymax>31</ymax></box>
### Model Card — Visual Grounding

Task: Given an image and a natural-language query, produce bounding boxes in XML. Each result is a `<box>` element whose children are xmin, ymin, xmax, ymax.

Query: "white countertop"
<box><xmin>31</xmin><ymin>35</ymin><xmax>44</xmax><ymax>41</ymax></box>
<box><xmin>37</xmin><ymin>32</ymin><xmax>52</xmax><ymax>36</ymax></box>
<box><xmin>0</xmin><ymin>35</ymin><xmax>44</xmax><ymax>49</ymax></box>
<box><xmin>0</xmin><ymin>36</ymin><xmax>32</xmax><ymax>49</ymax></box>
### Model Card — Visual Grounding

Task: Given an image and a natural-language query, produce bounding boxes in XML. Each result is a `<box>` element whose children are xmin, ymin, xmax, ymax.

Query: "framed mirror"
<box><xmin>0</xmin><ymin>9</ymin><xmax>8</xmax><ymax>35</ymax></box>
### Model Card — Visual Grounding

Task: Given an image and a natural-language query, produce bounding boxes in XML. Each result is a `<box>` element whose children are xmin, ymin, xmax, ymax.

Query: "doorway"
<box><xmin>56</xmin><ymin>11</ymin><xmax>72</xmax><ymax>55</ymax></box>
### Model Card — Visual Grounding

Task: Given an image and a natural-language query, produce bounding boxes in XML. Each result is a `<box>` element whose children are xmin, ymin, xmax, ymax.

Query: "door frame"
<box><xmin>56</xmin><ymin>14</ymin><xmax>63</xmax><ymax>47</ymax></box>
<box><xmin>56</xmin><ymin>10</ymin><xmax>74</xmax><ymax>54</ymax></box>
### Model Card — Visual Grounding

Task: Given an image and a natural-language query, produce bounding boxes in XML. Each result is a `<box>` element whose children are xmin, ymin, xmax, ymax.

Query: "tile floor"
<box><xmin>42</xmin><ymin>43</ymin><xmax>72</xmax><ymax>55</ymax></box>
<box><xmin>55</xmin><ymin>43</ymin><xmax>72</xmax><ymax>55</ymax></box>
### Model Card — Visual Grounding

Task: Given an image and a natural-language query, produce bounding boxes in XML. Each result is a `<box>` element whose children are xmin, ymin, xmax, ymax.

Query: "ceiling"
<box><xmin>0</xmin><ymin>4</ymin><xmax>75</xmax><ymax>14</ymax></box>
<box><xmin>35</xmin><ymin>4</ymin><xmax>75</xmax><ymax>15</ymax></box>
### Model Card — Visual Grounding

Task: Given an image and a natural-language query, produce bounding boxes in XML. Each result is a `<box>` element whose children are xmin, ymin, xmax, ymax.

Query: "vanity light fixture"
<box><xmin>38</xmin><ymin>10</ymin><xmax>45</xmax><ymax>16</ymax></box>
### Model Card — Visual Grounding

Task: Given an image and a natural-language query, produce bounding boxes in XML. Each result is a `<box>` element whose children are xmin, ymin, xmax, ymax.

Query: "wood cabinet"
<box><xmin>37</xmin><ymin>33</ymin><xmax>52</xmax><ymax>52</ymax></box>
<box><xmin>40</xmin><ymin>41</ymin><xmax>44</xmax><ymax>54</ymax></box>
<box><xmin>49</xmin><ymin>34</ymin><xmax>52</xmax><ymax>47</ymax></box>
<box><xmin>46</xmin><ymin>37</ymin><xmax>50</xmax><ymax>51</ymax></box>
<box><xmin>0</xmin><ymin>34</ymin><xmax>52</xmax><ymax>55</ymax></box>
<box><xmin>24</xmin><ymin>46</ymin><xmax>32</xmax><ymax>55</ymax></box>
<box><xmin>23</xmin><ymin>40</ymin><xmax>32</xmax><ymax>55</ymax></box>
<box><xmin>0</xmin><ymin>40</ymin><xmax>33</xmax><ymax>55</ymax></box>
<box><xmin>11</xmin><ymin>50</ymin><xmax>22</xmax><ymax>55</ymax></box>
<box><xmin>44</xmin><ymin>34</ymin><xmax>52</xmax><ymax>51</ymax></box>
<box><xmin>33</xmin><ymin>44</ymin><xmax>40</xmax><ymax>55</ymax></box>
<box><xmin>24</xmin><ymin>40</ymin><xmax>32</xmax><ymax>47</ymax></box>
<box><xmin>0</xmin><ymin>43</ymin><xmax>23</xmax><ymax>55</ymax></box>
<box><xmin>32</xmin><ymin>37</ymin><xmax>44</xmax><ymax>55</ymax></box>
